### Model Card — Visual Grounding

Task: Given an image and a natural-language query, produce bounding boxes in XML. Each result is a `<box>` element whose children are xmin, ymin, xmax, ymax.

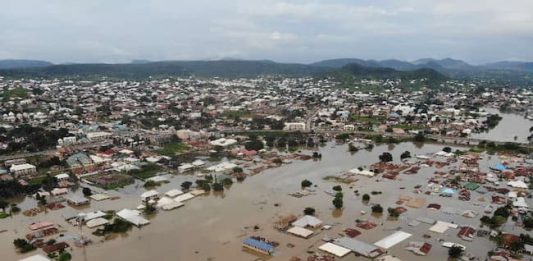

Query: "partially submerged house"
<box><xmin>318</xmin><ymin>242</ymin><xmax>351</xmax><ymax>258</ymax></box>
<box><xmin>242</xmin><ymin>237</ymin><xmax>275</xmax><ymax>255</ymax></box>
<box><xmin>374</xmin><ymin>231</ymin><xmax>412</xmax><ymax>249</ymax></box>
<box><xmin>116</xmin><ymin>209</ymin><xmax>150</xmax><ymax>226</ymax></box>
<box><xmin>333</xmin><ymin>237</ymin><xmax>384</xmax><ymax>258</ymax></box>
<box><xmin>292</xmin><ymin>215</ymin><xmax>323</xmax><ymax>228</ymax></box>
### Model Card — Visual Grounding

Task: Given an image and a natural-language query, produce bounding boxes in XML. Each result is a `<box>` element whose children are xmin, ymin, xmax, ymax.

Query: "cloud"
<box><xmin>0</xmin><ymin>0</ymin><xmax>531</xmax><ymax>64</ymax></box>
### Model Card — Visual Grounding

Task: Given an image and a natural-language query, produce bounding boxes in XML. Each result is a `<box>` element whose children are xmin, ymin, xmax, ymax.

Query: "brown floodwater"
<box><xmin>472</xmin><ymin>108</ymin><xmax>533</xmax><ymax>143</ymax></box>
<box><xmin>2</xmin><ymin>142</ymin><xmax>531</xmax><ymax>261</ymax></box>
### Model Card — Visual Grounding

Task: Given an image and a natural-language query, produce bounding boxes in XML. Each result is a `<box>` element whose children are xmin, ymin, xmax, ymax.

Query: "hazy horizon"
<box><xmin>1</xmin><ymin>0</ymin><xmax>532</xmax><ymax>64</ymax></box>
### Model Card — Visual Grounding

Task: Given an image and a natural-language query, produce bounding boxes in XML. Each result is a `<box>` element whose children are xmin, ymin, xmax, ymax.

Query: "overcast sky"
<box><xmin>1</xmin><ymin>0</ymin><xmax>532</xmax><ymax>64</ymax></box>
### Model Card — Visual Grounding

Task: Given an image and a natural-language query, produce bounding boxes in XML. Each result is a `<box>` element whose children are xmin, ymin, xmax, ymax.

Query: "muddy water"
<box><xmin>472</xmin><ymin>108</ymin><xmax>533</xmax><ymax>143</ymax></box>
<box><xmin>3</xmin><ymin>142</ymin><xmax>531</xmax><ymax>261</ymax></box>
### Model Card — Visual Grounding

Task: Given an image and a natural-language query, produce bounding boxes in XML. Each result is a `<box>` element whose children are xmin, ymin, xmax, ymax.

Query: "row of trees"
<box><xmin>380</xmin><ymin>146</ymin><xmax>453</xmax><ymax>162</ymax></box>
<box><xmin>0</xmin><ymin>124</ymin><xmax>70</xmax><ymax>154</ymax></box>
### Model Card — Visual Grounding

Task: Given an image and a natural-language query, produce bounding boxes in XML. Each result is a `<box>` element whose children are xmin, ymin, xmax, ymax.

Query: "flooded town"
<box><xmin>1</xmin><ymin>1</ymin><xmax>533</xmax><ymax>261</ymax></box>
<box><xmin>0</xmin><ymin>74</ymin><xmax>531</xmax><ymax>261</ymax></box>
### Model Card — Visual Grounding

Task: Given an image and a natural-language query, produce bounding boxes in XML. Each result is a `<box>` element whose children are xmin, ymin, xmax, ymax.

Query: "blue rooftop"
<box><xmin>243</xmin><ymin>238</ymin><xmax>274</xmax><ymax>252</ymax></box>
<box><xmin>494</xmin><ymin>163</ymin><xmax>507</xmax><ymax>171</ymax></box>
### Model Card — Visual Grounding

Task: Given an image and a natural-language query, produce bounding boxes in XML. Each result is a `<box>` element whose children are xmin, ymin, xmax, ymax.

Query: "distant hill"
<box><xmin>311</xmin><ymin>58</ymin><xmax>473</xmax><ymax>72</ymax></box>
<box><xmin>413</xmin><ymin>58</ymin><xmax>473</xmax><ymax>70</ymax></box>
<box><xmin>0</xmin><ymin>60</ymin><xmax>329</xmax><ymax>79</ymax></box>
<box><xmin>311</xmin><ymin>58</ymin><xmax>413</xmax><ymax>69</ymax></box>
<box><xmin>0</xmin><ymin>58</ymin><xmax>532</xmax><ymax>86</ymax></box>
<box><xmin>310</xmin><ymin>58</ymin><xmax>375</xmax><ymax>68</ymax></box>
<box><xmin>0</xmin><ymin>59</ymin><xmax>53</xmax><ymax>69</ymax></box>
<box><xmin>483</xmin><ymin>61</ymin><xmax>533</xmax><ymax>73</ymax></box>
<box><xmin>339</xmin><ymin>63</ymin><xmax>447</xmax><ymax>82</ymax></box>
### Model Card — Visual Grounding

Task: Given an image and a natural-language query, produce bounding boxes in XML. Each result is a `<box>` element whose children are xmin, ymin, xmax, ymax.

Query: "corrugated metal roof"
<box><xmin>243</xmin><ymin>238</ymin><xmax>274</xmax><ymax>252</ymax></box>
<box><xmin>333</xmin><ymin>237</ymin><xmax>380</xmax><ymax>257</ymax></box>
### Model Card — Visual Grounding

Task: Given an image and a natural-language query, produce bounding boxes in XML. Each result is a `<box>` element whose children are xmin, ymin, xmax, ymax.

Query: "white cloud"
<box><xmin>0</xmin><ymin>0</ymin><xmax>531</xmax><ymax>63</ymax></box>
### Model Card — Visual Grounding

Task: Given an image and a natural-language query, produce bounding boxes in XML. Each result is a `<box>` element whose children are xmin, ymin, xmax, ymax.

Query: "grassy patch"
<box><xmin>223</xmin><ymin>110</ymin><xmax>252</xmax><ymax>119</ymax></box>
<box><xmin>158</xmin><ymin>142</ymin><xmax>188</xmax><ymax>156</ymax></box>
<box><xmin>351</xmin><ymin>115</ymin><xmax>387</xmax><ymax>125</ymax></box>
<box><xmin>130</xmin><ymin>163</ymin><xmax>162</xmax><ymax>180</ymax></box>
<box><xmin>323</xmin><ymin>175</ymin><xmax>356</xmax><ymax>184</ymax></box>
<box><xmin>28</xmin><ymin>175</ymin><xmax>48</xmax><ymax>186</ymax></box>
<box><xmin>0</xmin><ymin>212</ymin><xmax>10</xmax><ymax>219</ymax></box>
<box><xmin>2</xmin><ymin>87</ymin><xmax>28</xmax><ymax>100</ymax></box>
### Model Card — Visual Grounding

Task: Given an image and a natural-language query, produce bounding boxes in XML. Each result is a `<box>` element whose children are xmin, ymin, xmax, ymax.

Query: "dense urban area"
<box><xmin>0</xmin><ymin>69</ymin><xmax>532</xmax><ymax>261</ymax></box>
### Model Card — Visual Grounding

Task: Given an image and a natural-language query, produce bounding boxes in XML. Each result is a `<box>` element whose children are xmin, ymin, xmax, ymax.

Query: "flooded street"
<box><xmin>4</xmin><ymin>142</ymin><xmax>530</xmax><ymax>261</ymax></box>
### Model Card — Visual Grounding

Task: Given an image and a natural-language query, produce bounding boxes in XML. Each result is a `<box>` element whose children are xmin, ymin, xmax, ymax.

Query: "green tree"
<box><xmin>379</xmin><ymin>152</ymin><xmax>393</xmax><ymax>162</ymax></box>
<box><xmin>222</xmin><ymin>178</ymin><xmax>233</xmax><ymax>186</ymax></box>
<box><xmin>388</xmin><ymin>208</ymin><xmax>400</xmax><ymax>218</ymax></box>
<box><xmin>58</xmin><ymin>252</ymin><xmax>72</xmax><ymax>261</ymax></box>
<box><xmin>400</xmin><ymin>151</ymin><xmax>411</xmax><ymax>160</ymax></box>
<box><xmin>304</xmin><ymin>207</ymin><xmax>316</xmax><ymax>216</ymax></box>
<box><xmin>362</xmin><ymin>194</ymin><xmax>370</xmax><ymax>201</ymax></box>
<box><xmin>213</xmin><ymin>183</ymin><xmax>224</xmax><ymax>192</ymax></box>
<box><xmin>332</xmin><ymin>185</ymin><xmax>342</xmax><ymax>192</ymax></box>
<box><xmin>448</xmin><ymin>246</ymin><xmax>463</xmax><ymax>259</ymax></box>
<box><xmin>13</xmin><ymin>238</ymin><xmax>35</xmax><ymax>253</ymax></box>
<box><xmin>244</xmin><ymin>140</ymin><xmax>264</xmax><ymax>151</ymax></box>
<box><xmin>181</xmin><ymin>181</ymin><xmax>192</xmax><ymax>190</ymax></box>
<box><xmin>201</xmin><ymin>183</ymin><xmax>211</xmax><ymax>192</ymax></box>
<box><xmin>371</xmin><ymin>204</ymin><xmax>383</xmax><ymax>213</ymax></box>
<box><xmin>82</xmin><ymin>187</ymin><xmax>92</xmax><ymax>197</ymax></box>
<box><xmin>301</xmin><ymin>179</ymin><xmax>312</xmax><ymax>188</ymax></box>
<box><xmin>332</xmin><ymin>192</ymin><xmax>344</xmax><ymax>209</ymax></box>
<box><xmin>332</xmin><ymin>197</ymin><xmax>343</xmax><ymax>209</ymax></box>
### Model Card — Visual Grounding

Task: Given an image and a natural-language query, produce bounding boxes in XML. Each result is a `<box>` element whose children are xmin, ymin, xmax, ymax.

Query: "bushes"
<box><xmin>213</xmin><ymin>183</ymin><xmax>224</xmax><ymax>192</ymax></box>
<box><xmin>181</xmin><ymin>181</ymin><xmax>192</xmax><ymax>190</ymax></box>
<box><xmin>82</xmin><ymin>187</ymin><xmax>92</xmax><ymax>197</ymax></box>
<box><xmin>58</xmin><ymin>252</ymin><xmax>72</xmax><ymax>261</ymax></box>
<box><xmin>371</xmin><ymin>204</ymin><xmax>383</xmax><ymax>214</ymax></box>
<box><xmin>222</xmin><ymin>178</ymin><xmax>233</xmax><ymax>186</ymax></box>
<box><xmin>304</xmin><ymin>207</ymin><xmax>316</xmax><ymax>216</ymax></box>
<box><xmin>200</xmin><ymin>183</ymin><xmax>211</xmax><ymax>192</ymax></box>
<box><xmin>413</xmin><ymin>132</ymin><xmax>425</xmax><ymax>142</ymax></box>
<box><xmin>379</xmin><ymin>152</ymin><xmax>393</xmax><ymax>162</ymax></box>
<box><xmin>244</xmin><ymin>140</ymin><xmax>264</xmax><ymax>151</ymax></box>
<box><xmin>94</xmin><ymin>218</ymin><xmax>132</xmax><ymax>236</ymax></box>
<box><xmin>479</xmin><ymin>205</ymin><xmax>511</xmax><ymax>228</ymax></box>
<box><xmin>362</xmin><ymin>194</ymin><xmax>370</xmax><ymax>201</ymax></box>
<box><xmin>448</xmin><ymin>245</ymin><xmax>463</xmax><ymax>259</ymax></box>
<box><xmin>301</xmin><ymin>179</ymin><xmax>312</xmax><ymax>188</ymax></box>
<box><xmin>523</xmin><ymin>217</ymin><xmax>533</xmax><ymax>229</ymax></box>
<box><xmin>400</xmin><ymin>151</ymin><xmax>411</xmax><ymax>160</ymax></box>
<box><xmin>332</xmin><ymin>192</ymin><xmax>343</xmax><ymax>209</ymax></box>
<box><xmin>332</xmin><ymin>185</ymin><xmax>342</xmax><ymax>192</ymax></box>
<box><xmin>387</xmin><ymin>208</ymin><xmax>400</xmax><ymax>218</ymax></box>
<box><xmin>13</xmin><ymin>238</ymin><xmax>35</xmax><ymax>253</ymax></box>
<box><xmin>143</xmin><ymin>180</ymin><xmax>159</xmax><ymax>188</ymax></box>
<box><xmin>335</xmin><ymin>133</ymin><xmax>350</xmax><ymax>142</ymax></box>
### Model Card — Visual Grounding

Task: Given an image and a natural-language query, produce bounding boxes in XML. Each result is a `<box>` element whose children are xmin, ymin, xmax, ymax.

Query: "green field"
<box><xmin>158</xmin><ymin>142</ymin><xmax>188</xmax><ymax>156</ymax></box>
